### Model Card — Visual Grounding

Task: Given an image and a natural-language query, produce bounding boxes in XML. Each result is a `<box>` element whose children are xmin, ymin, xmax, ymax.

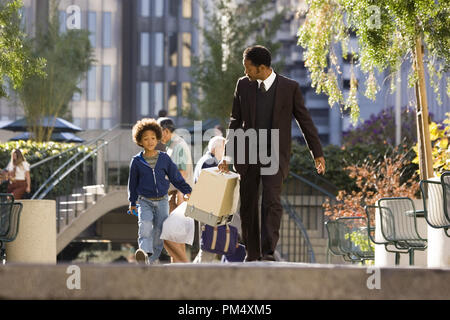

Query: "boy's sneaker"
<box><xmin>135</xmin><ymin>249</ymin><xmax>148</xmax><ymax>265</ymax></box>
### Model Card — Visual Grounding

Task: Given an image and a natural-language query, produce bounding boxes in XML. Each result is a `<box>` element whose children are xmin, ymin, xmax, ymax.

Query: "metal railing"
<box><xmin>27</xmin><ymin>126</ymin><xmax>130</xmax><ymax>233</ymax></box>
<box><xmin>278</xmin><ymin>171</ymin><xmax>337</xmax><ymax>263</ymax></box>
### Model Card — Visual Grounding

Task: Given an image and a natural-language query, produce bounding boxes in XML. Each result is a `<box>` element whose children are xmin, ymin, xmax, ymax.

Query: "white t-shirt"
<box><xmin>7</xmin><ymin>161</ymin><xmax>30</xmax><ymax>181</ymax></box>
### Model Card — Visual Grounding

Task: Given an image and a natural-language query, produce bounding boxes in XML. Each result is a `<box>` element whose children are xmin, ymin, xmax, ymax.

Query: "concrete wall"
<box><xmin>57</xmin><ymin>188</ymin><xmax>129</xmax><ymax>253</ymax></box>
<box><xmin>0</xmin><ymin>263</ymin><xmax>448</xmax><ymax>300</ymax></box>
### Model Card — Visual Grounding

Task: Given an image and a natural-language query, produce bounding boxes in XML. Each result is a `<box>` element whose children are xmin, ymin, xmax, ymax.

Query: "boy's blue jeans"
<box><xmin>137</xmin><ymin>195</ymin><xmax>169</xmax><ymax>262</ymax></box>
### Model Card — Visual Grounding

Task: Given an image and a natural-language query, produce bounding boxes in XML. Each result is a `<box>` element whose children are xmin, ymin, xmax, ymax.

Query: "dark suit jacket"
<box><xmin>226</xmin><ymin>73</ymin><xmax>323</xmax><ymax>179</ymax></box>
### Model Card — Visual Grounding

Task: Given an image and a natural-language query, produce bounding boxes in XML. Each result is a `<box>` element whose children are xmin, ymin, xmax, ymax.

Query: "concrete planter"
<box><xmin>6</xmin><ymin>199</ymin><xmax>56</xmax><ymax>264</ymax></box>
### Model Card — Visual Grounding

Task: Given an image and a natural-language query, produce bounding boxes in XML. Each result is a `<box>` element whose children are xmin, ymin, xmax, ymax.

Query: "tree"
<box><xmin>17</xmin><ymin>1</ymin><xmax>94</xmax><ymax>142</ymax></box>
<box><xmin>297</xmin><ymin>0</ymin><xmax>449</xmax><ymax>180</ymax></box>
<box><xmin>189</xmin><ymin>0</ymin><xmax>285</xmax><ymax>126</ymax></box>
<box><xmin>0</xmin><ymin>0</ymin><xmax>46</xmax><ymax>98</ymax></box>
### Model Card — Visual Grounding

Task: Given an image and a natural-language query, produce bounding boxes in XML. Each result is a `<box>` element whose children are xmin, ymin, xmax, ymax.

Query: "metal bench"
<box><xmin>0</xmin><ymin>193</ymin><xmax>23</xmax><ymax>264</ymax></box>
<box><xmin>325</xmin><ymin>216</ymin><xmax>374</xmax><ymax>264</ymax></box>
<box><xmin>364</xmin><ymin>197</ymin><xmax>427</xmax><ymax>265</ymax></box>
<box><xmin>420</xmin><ymin>172</ymin><xmax>450</xmax><ymax>237</ymax></box>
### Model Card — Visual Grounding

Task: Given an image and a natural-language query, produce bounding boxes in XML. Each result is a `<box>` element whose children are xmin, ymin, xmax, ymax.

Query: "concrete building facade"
<box><xmin>121</xmin><ymin>0</ymin><xmax>201</xmax><ymax>126</ymax></box>
<box><xmin>0</xmin><ymin>0</ymin><xmax>123</xmax><ymax>131</ymax></box>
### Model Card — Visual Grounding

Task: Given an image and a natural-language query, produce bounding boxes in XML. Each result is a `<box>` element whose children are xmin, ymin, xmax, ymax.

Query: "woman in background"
<box><xmin>6</xmin><ymin>149</ymin><xmax>31</xmax><ymax>199</ymax></box>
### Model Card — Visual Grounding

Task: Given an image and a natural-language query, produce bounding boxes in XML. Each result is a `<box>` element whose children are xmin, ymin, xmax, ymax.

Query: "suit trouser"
<box><xmin>239</xmin><ymin>165</ymin><xmax>284</xmax><ymax>260</ymax></box>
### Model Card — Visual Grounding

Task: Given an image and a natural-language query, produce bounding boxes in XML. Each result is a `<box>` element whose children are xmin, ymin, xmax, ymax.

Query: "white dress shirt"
<box><xmin>257</xmin><ymin>69</ymin><xmax>276</xmax><ymax>91</ymax></box>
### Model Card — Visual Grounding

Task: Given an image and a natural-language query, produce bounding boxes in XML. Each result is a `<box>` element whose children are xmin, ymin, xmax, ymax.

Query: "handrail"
<box><xmin>278</xmin><ymin>171</ymin><xmax>338</xmax><ymax>263</ymax></box>
<box><xmin>29</xmin><ymin>123</ymin><xmax>121</xmax><ymax>169</ymax></box>
<box><xmin>281</xmin><ymin>198</ymin><xmax>316</xmax><ymax>263</ymax></box>
<box><xmin>31</xmin><ymin>145</ymin><xmax>93</xmax><ymax>199</ymax></box>
<box><xmin>288</xmin><ymin>171</ymin><xmax>337</xmax><ymax>199</ymax></box>
<box><xmin>33</xmin><ymin>132</ymin><xmax>121</xmax><ymax>200</ymax></box>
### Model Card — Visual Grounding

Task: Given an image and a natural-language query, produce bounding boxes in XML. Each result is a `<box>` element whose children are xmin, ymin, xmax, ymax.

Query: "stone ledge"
<box><xmin>0</xmin><ymin>262</ymin><xmax>449</xmax><ymax>300</ymax></box>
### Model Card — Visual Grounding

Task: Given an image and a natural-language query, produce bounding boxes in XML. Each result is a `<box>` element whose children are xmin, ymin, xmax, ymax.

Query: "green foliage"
<box><xmin>17</xmin><ymin>3</ymin><xmax>94</xmax><ymax>141</ymax></box>
<box><xmin>290</xmin><ymin>141</ymin><xmax>390</xmax><ymax>193</ymax></box>
<box><xmin>0</xmin><ymin>140</ymin><xmax>95</xmax><ymax>198</ymax></box>
<box><xmin>413</xmin><ymin>113</ymin><xmax>450</xmax><ymax>176</ymax></box>
<box><xmin>342</xmin><ymin>106</ymin><xmax>418</xmax><ymax>147</ymax></box>
<box><xmin>297</xmin><ymin>0</ymin><xmax>450</xmax><ymax>123</ymax></box>
<box><xmin>345</xmin><ymin>230</ymin><xmax>375</xmax><ymax>253</ymax></box>
<box><xmin>189</xmin><ymin>0</ymin><xmax>285</xmax><ymax>126</ymax></box>
<box><xmin>0</xmin><ymin>0</ymin><xmax>46</xmax><ymax>98</ymax></box>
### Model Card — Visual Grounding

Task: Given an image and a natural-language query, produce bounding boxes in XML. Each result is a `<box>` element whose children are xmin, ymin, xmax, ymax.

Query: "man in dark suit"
<box><xmin>219</xmin><ymin>45</ymin><xmax>325</xmax><ymax>262</ymax></box>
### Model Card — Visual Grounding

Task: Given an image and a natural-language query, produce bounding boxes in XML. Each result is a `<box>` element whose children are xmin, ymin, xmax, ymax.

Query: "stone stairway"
<box><xmin>56</xmin><ymin>185</ymin><xmax>106</xmax><ymax>234</ymax></box>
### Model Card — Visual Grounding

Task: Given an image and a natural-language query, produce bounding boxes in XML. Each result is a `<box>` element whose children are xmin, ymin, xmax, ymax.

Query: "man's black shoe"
<box><xmin>261</xmin><ymin>254</ymin><xmax>276</xmax><ymax>262</ymax></box>
<box><xmin>244</xmin><ymin>255</ymin><xmax>261</xmax><ymax>262</ymax></box>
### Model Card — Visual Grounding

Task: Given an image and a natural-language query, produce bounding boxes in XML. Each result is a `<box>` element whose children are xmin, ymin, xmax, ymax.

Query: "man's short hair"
<box><xmin>243</xmin><ymin>45</ymin><xmax>271</xmax><ymax>67</ymax></box>
<box><xmin>157</xmin><ymin>117</ymin><xmax>175</xmax><ymax>132</ymax></box>
<box><xmin>158</xmin><ymin>110</ymin><xmax>167</xmax><ymax>118</ymax></box>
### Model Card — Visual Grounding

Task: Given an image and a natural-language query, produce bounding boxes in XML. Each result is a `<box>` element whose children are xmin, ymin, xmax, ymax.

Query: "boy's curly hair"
<box><xmin>132</xmin><ymin>118</ymin><xmax>162</xmax><ymax>147</ymax></box>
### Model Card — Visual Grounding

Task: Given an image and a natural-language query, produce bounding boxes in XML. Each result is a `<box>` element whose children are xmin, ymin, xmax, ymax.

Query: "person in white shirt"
<box><xmin>6</xmin><ymin>149</ymin><xmax>31</xmax><ymax>199</ymax></box>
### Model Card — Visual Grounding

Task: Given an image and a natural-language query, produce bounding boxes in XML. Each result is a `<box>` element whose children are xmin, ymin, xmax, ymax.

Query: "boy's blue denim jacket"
<box><xmin>128</xmin><ymin>151</ymin><xmax>192</xmax><ymax>207</ymax></box>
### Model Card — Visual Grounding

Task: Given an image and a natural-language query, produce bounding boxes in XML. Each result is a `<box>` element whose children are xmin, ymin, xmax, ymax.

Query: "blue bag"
<box><xmin>201</xmin><ymin>224</ymin><xmax>238</xmax><ymax>255</ymax></box>
<box><xmin>222</xmin><ymin>244</ymin><xmax>246</xmax><ymax>263</ymax></box>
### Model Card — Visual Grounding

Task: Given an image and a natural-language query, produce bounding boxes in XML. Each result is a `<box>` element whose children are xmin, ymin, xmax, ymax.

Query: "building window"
<box><xmin>72</xmin><ymin>91</ymin><xmax>81</xmax><ymax>101</ymax></box>
<box><xmin>154</xmin><ymin>82</ymin><xmax>164</xmax><ymax>115</ymax></box>
<box><xmin>182</xmin><ymin>0</ymin><xmax>192</xmax><ymax>18</ymax></box>
<box><xmin>72</xmin><ymin>82</ymin><xmax>81</xmax><ymax>101</ymax></box>
<box><xmin>139</xmin><ymin>82</ymin><xmax>150</xmax><ymax>116</ymax></box>
<box><xmin>154</xmin><ymin>32</ymin><xmax>164</xmax><ymax>66</ymax></box>
<box><xmin>182</xmin><ymin>82</ymin><xmax>191</xmax><ymax>112</ymax></box>
<box><xmin>102</xmin><ymin>66</ymin><xmax>112</xmax><ymax>101</ymax></box>
<box><xmin>182</xmin><ymin>32</ymin><xmax>191</xmax><ymax>67</ymax></box>
<box><xmin>168</xmin><ymin>82</ymin><xmax>178</xmax><ymax>116</ymax></box>
<box><xmin>140</xmin><ymin>32</ymin><xmax>150</xmax><ymax>66</ymax></box>
<box><xmin>154</xmin><ymin>0</ymin><xmax>164</xmax><ymax>17</ymax></box>
<box><xmin>19</xmin><ymin>7</ymin><xmax>26</xmax><ymax>30</ymax></box>
<box><xmin>102</xmin><ymin>118</ymin><xmax>112</xmax><ymax>129</ymax></box>
<box><xmin>140</xmin><ymin>0</ymin><xmax>151</xmax><ymax>17</ymax></box>
<box><xmin>59</xmin><ymin>11</ymin><xmax>67</xmax><ymax>34</ymax></box>
<box><xmin>87</xmin><ymin>12</ymin><xmax>96</xmax><ymax>48</ymax></box>
<box><xmin>102</xmin><ymin>12</ymin><xmax>112</xmax><ymax>48</ymax></box>
<box><xmin>169</xmin><ymin>0</ymin><xmax>179</xmax><ymax>17</ymax></box>
<box><xmin>87</xmin><ymin>118</ymin><xmax>97</xmax><ymax>129</ymax></box>
<box><xmin>87</xmin><ymin>66</ymin><xmax>96</xmax><ymax>101</ymax></box>
<box><xmin>73</xmin><ymin>118</ymin><xmax>82</xmax><ymax>128</ymax></box>
<box><xmin>169</xmin><ymin>33</ymin><xmax>178</xmax><ymax>67</ymax></box>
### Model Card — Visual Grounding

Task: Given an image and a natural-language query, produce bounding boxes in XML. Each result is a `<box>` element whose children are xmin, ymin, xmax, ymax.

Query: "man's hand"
<box><xmin>218</xmin><ymin>159</ymin><xmax>229</xmax><ymax>173</ymax></box>
<box><xmin>315</xmin><ymin>156</ymin><xmax>326</xmax><ymax>175</ymax></box>
<box><xmin>184</xmin><ymin>193</ymin><xmax>191</xmax><ymax>201</ymax></box>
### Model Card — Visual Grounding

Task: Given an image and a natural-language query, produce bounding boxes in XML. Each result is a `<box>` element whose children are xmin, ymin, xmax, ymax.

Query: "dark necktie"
<box><xmin>259</xmin><ymin>82</ymin><xmax>266</xmax><ymax>92</ymax></box>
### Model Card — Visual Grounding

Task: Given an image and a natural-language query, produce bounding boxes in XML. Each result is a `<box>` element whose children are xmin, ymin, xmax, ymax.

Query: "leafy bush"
<box><xmin>412</xmin><ymin>113</ymin><xmax>450</xmax><ymax>176</ymax></box>
<box><xmin>342</xmin><ymin>106</ymin><xmax>419</xmax><ymax>148</ymax></box>
<box><xmin>0</xmin><ymin>140</ymin><xmax>95</xmax><ymax>198</ymax></box>
<box><xmin>323</xmin><ymin>145</ymin><xmax>420</xmax><ymax>223</ymax></box>
<box><xmin>345</xmin><ymin>230</ymin><xmax>375</xmax><ymax>253</ymax></box>
<box><xmin>290</xmin><ymin>141</ymin><xmax>392</xmax><ymax>193</ymax></box>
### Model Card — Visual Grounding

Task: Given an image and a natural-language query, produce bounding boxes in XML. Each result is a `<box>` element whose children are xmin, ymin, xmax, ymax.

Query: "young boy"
<box><xmin>128</xmin><ymin>118</ymin><xmax>192</xmax><ymax>264</ymax></box>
